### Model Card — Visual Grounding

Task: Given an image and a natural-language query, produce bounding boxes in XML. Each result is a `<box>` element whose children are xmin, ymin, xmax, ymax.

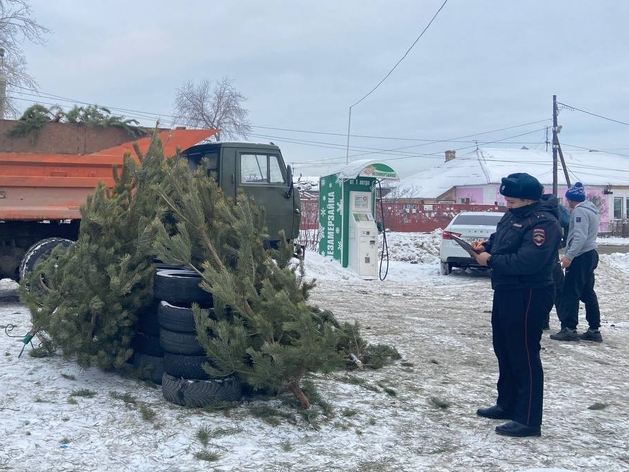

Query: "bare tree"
<box><xmin>173</xmin><ymin>76</ymin><xmax>252</xmax><ymax>141</ymax></box>
<box><xmin>0</xmin><ymin>0</ymin><xmax>50</xmax><ymax>117</ymax></box>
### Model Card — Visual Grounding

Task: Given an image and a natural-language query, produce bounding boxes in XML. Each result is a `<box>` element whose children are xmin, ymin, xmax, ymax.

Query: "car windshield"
<box><xmin>453</xmin><ymin>214</ymin><xmax>503</xmax><ymax>226</ymax></box>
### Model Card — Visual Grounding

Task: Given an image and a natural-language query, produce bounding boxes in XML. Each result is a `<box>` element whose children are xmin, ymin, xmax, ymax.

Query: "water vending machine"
<box><xmin>348</xmin><ymin>191</ymin><xmax>378</xmax><ymax>278</ymax></box>
<box><xmin>318</xmin><ymin>160</ymin><xmax>398</xmax><ymax>279</ymax></box>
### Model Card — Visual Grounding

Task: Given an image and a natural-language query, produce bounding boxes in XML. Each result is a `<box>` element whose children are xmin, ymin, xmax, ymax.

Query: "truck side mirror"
<box><xmin>285</xmin><ymin>165</ymin><xmax>294</xmax><ymax>199</ymax></box>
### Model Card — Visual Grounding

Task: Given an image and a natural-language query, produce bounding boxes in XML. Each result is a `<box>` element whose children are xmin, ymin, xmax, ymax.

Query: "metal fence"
<box><xmin>299</xmin><ymin>198</ymin><xmax>504</xmax><ymax>233</ymax></box>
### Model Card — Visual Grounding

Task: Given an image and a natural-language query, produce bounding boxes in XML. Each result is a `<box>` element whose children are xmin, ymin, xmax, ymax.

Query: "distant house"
<box><xmin>389</xmin><ymin>148</ymin><xmax>629</xmax><ymax>232</ymax></box>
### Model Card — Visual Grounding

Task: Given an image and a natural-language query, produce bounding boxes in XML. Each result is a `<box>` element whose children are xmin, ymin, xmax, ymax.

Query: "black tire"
<box><xmin>158</xmin><ymin>301</ymin><xmax>215</xmax><ymax>334</ymax></box>
<box><xmin>19</xmin><ymin>238</ymin><xmax>73</xmax><ymax>281</ymax></box>
<box><xmin>163</xmin><ymin>352</ymin><xmax>216</xmax><ymax>380</ymax></box>
<box><xmin>132</xmin><ymin>331</ymin><xmax>164</xmax><ymax>357</ymax></box>
<box><xmin>161</xmin><ymin>373</ymin><xmax>242</xmax><ymax>407</ymax></box>
<box><xmin>153</xmin><ymin>269</ymin><xmax>213</xmax><ymax>306</ymax></box>
<box><xmin>153</xmin><ymin>261</ymin><xmax>188</xmax><ymax>271</ymax></box>
<box><xmin>158</xmin><ymin>301</ymin><xmax>196</xmax><ymax>333</ymax></box>
<box><xmin>439</xmin><ymin>261</ymin><xmax>452</xmax><ymax>275</ymax></box>
<box><xmin>137</xmin><ymin>302</ymin><xmax>160</xmax><ymax>336</ymax></box>
<box><xmin>160</xmin><ymin>328</ymin><xmax>204</xmax><ymax>356</ymax></box>
<box><xmin>133</xmin><ymin>352</ymin><xmax>164</xmax><ymax>384</ymax></box>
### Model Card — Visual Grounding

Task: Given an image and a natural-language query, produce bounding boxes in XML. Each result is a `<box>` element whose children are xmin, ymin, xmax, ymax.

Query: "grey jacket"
<box><xmin>565</xmin><ymin>200</ymin><xmax>599</xmax><ymax>260</ymax></box>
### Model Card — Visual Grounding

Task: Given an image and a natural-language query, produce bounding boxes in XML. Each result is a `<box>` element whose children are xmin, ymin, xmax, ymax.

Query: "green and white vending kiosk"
<box><xmin>318</xmin><ymin>160</ymin><xmax>399</xmax><ymax>278</ymax></box>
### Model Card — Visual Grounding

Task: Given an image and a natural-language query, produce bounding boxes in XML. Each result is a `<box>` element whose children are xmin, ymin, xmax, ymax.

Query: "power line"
<box><xmin>10</xmin><ymin>86</ymin><xmax>554</xmax><ymax>155</ymax></box>
<box><xmin>293</xmin><ymin>128</ymin><xmax>549</xmax><ymax>166</ymax></box>
<box><xmin>11</xmin><ymin>82</ymin><xmax>553</xmax><ymax>145</ymax></box>
<box><xmin>8</xmin><ymin>83</ymin><xmax>175</xmax><ymax>123</ymax></box>
<box><xmin>558</xmin><ymin>101</ymin><xmax>629</xmax><ymax>127</ymax></box>
<box><xmin>333</xmin><ymin>126</ymin><xmax>550</xmax><ymax>164</ymax></box>
<box><xmin>350</xmin><ymin>0</ymin><xmax>449</xmax><ymax>108</ymax></box>
<box><xmin>345</xmin><ymin>0</ymin><xmax>449</xmax><ymax>164</ymax></box>
<box><xmin>560</xmin><ymin>142</ymin><xmax>629</xmax><ymax>160</ymax></box>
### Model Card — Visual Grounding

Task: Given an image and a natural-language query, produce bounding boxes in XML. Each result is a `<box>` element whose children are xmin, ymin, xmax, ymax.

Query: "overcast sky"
<box><xmin>15</xmin><ymin>0</ymin><xmax>629</xmax><ymax>178</ymax></box>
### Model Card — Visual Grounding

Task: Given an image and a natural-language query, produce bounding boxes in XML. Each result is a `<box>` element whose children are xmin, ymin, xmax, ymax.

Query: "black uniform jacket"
<box><xmin>483</xmin><ymin>197</ymin><xmax>562</xmax><ymax>291</ymax></box>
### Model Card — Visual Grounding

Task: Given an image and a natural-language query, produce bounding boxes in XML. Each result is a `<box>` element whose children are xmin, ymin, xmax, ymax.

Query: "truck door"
<box><xmin>237</xmin><ymin>151</ymin><xmax>295</xmax><ymax>243</ymax></box>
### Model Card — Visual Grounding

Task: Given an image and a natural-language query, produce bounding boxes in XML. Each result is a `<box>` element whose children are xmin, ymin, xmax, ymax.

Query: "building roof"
<box><xmin>395</xmin><ymin>148</ymin><xmax>629</xmax><ymax>198</ymax></box>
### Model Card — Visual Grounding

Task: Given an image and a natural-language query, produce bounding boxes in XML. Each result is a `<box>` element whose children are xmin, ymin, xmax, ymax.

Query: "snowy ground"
<box><xmin>1</xmin><ymin>233</ymin><xmax>629</xmax><ymax>472</ymax></box>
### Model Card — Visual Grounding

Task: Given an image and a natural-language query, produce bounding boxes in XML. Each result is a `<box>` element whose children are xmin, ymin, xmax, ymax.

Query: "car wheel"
<box><xmin>440</xmin><ymin>261</ymin><xmax>452</xmax><ymax>275</ymax></box>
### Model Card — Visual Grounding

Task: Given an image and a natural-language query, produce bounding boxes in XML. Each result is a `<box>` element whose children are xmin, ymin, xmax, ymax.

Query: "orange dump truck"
<box><xmin>0</xmin><ymin>126</ymin><xmax>301</xmax><ymax>280</ymax></box>
<box><xmin>0</xmin><ymin>128</ymin><xmax>216</xmax><ymax>280</ymax></box>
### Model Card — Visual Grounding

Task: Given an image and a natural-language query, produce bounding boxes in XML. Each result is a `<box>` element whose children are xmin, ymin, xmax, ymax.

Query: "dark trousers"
<box><xmin>492</xmin><ymin>286</ymin><xmax>554</xmax><ymax>428</ymax></box>
<box><xmin>558</xmin><ymin>250</ymin><xmax>601</xmax><ymax>330</ymax></box>
<box><xmin>544</xmin><ymin>262</ymin><xmax>564</xmax><ymax>327</ymax></box>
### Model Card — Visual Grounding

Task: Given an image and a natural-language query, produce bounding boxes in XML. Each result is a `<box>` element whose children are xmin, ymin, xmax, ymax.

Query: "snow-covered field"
<box><xmin>1</xmin><ymin>233</ymin><xmax>629</xmax><ymax>472</ymax></box>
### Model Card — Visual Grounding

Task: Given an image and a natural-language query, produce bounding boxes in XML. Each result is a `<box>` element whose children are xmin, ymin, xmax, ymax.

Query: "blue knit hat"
<box><xmin>499</xmin><ymin>173</ymin><xmax>543</xmax><ymax>200</ymax></box>
<box><xmin>565</xmin><ymin>182</ymin><xmax>586</xmax><ymax>202</ymax></box>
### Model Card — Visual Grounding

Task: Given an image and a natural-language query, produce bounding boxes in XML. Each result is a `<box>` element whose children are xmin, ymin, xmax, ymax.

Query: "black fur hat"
<box><xmin>499</xmin><ymin>173</ymin><xmax>543</xmax><ymax>200</ymax></box>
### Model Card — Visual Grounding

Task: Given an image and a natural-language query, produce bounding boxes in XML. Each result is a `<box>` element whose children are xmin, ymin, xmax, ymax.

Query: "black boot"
<box><xmin>495</xmin><ymin>421</ymin><xmax>541</xmax><ymax>437</ymax></box>
<box><xmin>550</xmin><ymin>328</ymin><xmax>579</xmax><ymax>341</ymax></box>
<box><xmin>476</xmin><ymin>405</ymin><xmax>511</xmax><ymax>420</ymax></box>
<box><xmin>580</xmin><ymin>329</ymin><xmax>603</xmax><ymax>342</ymax></box>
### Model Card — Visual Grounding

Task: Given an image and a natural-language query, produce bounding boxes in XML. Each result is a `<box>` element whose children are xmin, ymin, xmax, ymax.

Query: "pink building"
<box><xmin>389</xmin><ymin>148</ymin><xmax>629</xmax><ymax>232</ymax></box>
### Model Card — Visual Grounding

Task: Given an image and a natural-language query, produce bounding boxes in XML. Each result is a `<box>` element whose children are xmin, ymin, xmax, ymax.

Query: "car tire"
<box><xmin>19</xmin><ymin>237</ymin><xmax>73</xmax><ymax>283</ymax></box>
<box><xmin>161</xmin><ymin>373</ymin><xmax>242</xmax><ymax>407</ymax></box>
<box><xmin>137</xmin><ymin>301</ymin><xmax>160</xmax><ymax>336</ymax></box>
<box><xmin>163</xmin><ymin>352</ymin><xmax>216</xmax><ymax>380</ymax></box>
<box><xmin>440</xmin><ymin>261</ymin><xmax>452</xmax><ymax>275</ymax></box>
<box><xmin>158</xmin><ymin>301</ymin><xmax>209</xmax><ymax>334</ymax></box>
<box><xmin>132</xmin><ymin>331</ymin><xmax>164</xmax><ymax>357</ymax></box>
<box><xmin>159</xmin><ymin>328</ymin><xmax>205</xmax><ymax>356</ymax></box>
<box><xmin>133</xmin><ymin>352</ymin><xmax>165</xmax><ymax>384</ymax></box>
<box><xmin>153</xmin><ymin>269</ymin><xmax>213</xmax><ymax>306</ymax></box>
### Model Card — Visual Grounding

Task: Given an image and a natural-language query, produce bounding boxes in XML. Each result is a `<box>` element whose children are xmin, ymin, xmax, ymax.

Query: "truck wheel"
<box><xmin>19</xmin><ymin>237</ymin><xmax>74</xmax><ymax>281</ymax></box>
<box><xmin>161</xmin><ymin>373</ymin><xmax>242</xmax><ymax>407</ymax></box>
<box><xmin>153</xmin><ymin>269</ymin><xmax>213</xmax><ymax>306</ymax></box>
<box><xmin>159</xmin><ymin>328</ymin><xmax>205</xmax><ymax>356</ymax></box>
<box><xmin>163</xmin><ymin>353</ymin><xmax>216</xmax><ymax>380</ymax></box>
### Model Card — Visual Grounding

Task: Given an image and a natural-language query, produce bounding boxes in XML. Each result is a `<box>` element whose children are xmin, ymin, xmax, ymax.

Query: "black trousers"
<box><xmin>558</xmin><ymin>249</ymin><xmax>601</xmax><ymax>330</ymax></box>
<box><xmin>544</xmin><ymin>262</ymin><xmax>564</xmax><ymax>326</ymax></box>
<box><xmin>492</xmin><ymin>286</ymin><xmax>554</xmax><ymax>428</ymax></box>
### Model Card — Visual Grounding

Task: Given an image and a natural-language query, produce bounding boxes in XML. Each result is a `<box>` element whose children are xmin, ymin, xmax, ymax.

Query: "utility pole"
<box><xmin>0</xmin><ymin>48</ymin><xmax>6</xmax><ymax>120</ymax></box>
<box><xmin>345</xmin><ymin>106</ymin><xmax>353</xmax><ymax>165</ymax></box>
<box><xmin>552</xmin><ymin>95</ymin><xmax>558</xmax><ymax>196</ymax></box>
<box><xmin>545</xmin><ymin>127</ymin><xmax>549</xmax><ymax>152</ymax></box>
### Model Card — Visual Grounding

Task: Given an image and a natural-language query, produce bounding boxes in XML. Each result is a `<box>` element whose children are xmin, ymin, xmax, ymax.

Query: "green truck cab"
<box><xmin>182</xmin><ymin>142</ymin><xmax>301</xmax><ymax>245</ymax></box>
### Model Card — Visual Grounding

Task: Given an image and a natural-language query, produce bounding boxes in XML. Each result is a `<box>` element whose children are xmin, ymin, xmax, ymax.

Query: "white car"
<box><xmin>439</xmin><ymin>211</ymin><xmax>505</xmax><ymax>275</ymax></box>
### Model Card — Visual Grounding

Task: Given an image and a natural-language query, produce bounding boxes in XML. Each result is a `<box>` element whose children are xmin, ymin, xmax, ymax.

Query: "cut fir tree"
<box><xmin>19</xmin><ymin>133</ymin><xmax>400</xmax><ymax>408</ymax></box>
<box><xmin>18</xmin><ymin>136</ymin><xmax>167</xmax><ymax>369</ymax></box>
<box><xmin>151</xmin><ymin>158</ymin><xmax>348</xmax><ymax>408</ymax></box>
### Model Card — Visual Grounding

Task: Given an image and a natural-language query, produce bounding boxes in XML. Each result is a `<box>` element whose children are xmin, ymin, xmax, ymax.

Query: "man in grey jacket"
<box><xmin>550</xmin><ymin>182</ymin><xmax>603</xmax><ymax>342</ymax></box>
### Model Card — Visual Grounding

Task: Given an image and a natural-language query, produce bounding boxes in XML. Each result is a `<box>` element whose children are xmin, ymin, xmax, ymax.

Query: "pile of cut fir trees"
<box><xmin>19</xmin><ymin>133</ymin><xmax>400</xmax><ymax>410</ymax></box>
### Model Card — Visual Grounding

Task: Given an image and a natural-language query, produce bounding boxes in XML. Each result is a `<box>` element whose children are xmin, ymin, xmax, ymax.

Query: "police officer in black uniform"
<box><xmin>473</xmin><ymin>173</ymin><xmax>562</xmax><ymax>437</ymax></box>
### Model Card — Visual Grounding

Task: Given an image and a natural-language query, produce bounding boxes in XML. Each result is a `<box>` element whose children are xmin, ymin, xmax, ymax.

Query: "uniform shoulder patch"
<box><xmin>576</xmin><ymin>216</ymin><xmax>582</xmax><ymax>222</ymax></box>
<box><xmin>533</xmin><ymin>228</ymin><xmax>545</xmax><ymax>246</ymax></box>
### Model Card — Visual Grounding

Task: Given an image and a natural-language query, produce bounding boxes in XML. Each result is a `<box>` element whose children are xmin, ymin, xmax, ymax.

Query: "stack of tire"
<box><xmin>132</xmin><ymin>301</ymin><xmax>164</xmax><ymax>384</ymax></box>
<box><xmin>153</xmin><ymin>268</ymin><xmax>242</xmax><ymax>407</ymax></box>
